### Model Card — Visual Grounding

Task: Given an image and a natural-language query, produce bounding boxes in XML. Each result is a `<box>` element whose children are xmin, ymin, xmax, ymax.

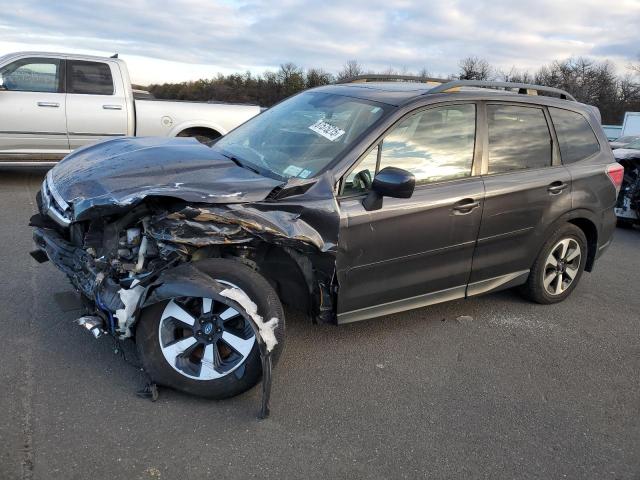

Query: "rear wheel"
<box><xmin>177</xmin><ymin>128</ymin><xmax>221</xmax><ymax>145</ymax></box>
<box><xmin>136</xmin><ymin>259</ymin><xmax>285</xmax><ymax>399</ymax></box>
<box><xmin>520</xmin><ymin>224</ymin><xmax>588</xmax><ymax>304</ymax></box>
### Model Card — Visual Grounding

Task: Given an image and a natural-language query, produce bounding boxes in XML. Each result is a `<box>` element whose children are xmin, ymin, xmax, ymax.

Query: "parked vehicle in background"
<box><xmin>0</xmin><ymin>52</ymin><xmax>261</xmax><ymax>166</ymax></box>
<box><xmin>610</xmin><ymin>135</ymin><xmax>640</xmax><ymax>150</ymax></box>
<box><xmin>602</xmin><ymin>124</ymin><xmax>623</xmax><ymax>141</ymax></box>
<box><xmin>619</xmin><ymin>112</ymin><xmax>640</xmax><ymax>137</ymax></box>
<box><xmin>31</xmin><ymin>78</ymin><xmax>619</xmax><ymax>401</ymax></box>
<box><xmin>613</xmin><ymin>140</ymin><xmax>640</xmax><ymax>226</ymax></box>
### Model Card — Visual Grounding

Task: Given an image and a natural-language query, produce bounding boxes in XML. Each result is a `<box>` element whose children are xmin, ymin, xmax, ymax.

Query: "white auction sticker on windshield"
<box><xmin>309</xmin><ymin>119</ymin><xmax>345</xmax><ymax>142</ymax></box>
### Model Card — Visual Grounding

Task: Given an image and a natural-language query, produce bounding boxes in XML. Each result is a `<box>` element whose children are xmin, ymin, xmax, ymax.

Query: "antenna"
<box><xmin>110</xmin><ymin>53</ymin><xmax>119</xmax><ymax>59</ymax></box>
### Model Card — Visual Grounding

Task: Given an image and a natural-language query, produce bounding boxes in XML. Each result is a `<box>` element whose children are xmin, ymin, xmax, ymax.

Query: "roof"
<box><xmin>314</xmin><ymin>83</ymin><xmax>436</xmax><ymax>106</ymax></box>
<box><xmin>0</xmin><ymin>51</ymin><xmax>124</xmax><ymax>66</ymax></box>
<box><xmin>314</xmin><ymin>78</ymin><xmax>580</xmax><ymax>108</ymax></box>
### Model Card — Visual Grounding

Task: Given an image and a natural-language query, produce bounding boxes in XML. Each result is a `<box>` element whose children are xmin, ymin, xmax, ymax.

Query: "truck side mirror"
<box><xmin>362</xmin><ymin>166</ymin><xmax>416</xmax><ymax>211</ymax></box>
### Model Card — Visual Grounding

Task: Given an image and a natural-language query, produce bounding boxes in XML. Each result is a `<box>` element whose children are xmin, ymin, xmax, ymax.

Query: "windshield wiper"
<box><xmin>221</xmin><ymin>153</ymin><xmax>261</xmax><ymax>175</ymax></box>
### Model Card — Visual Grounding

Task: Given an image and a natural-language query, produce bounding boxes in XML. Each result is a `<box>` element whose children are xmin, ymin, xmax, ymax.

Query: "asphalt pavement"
<box><xmin>1</xmin><ymin>170</ymin><xmax>639</xmax><ymax>479</ymax></box>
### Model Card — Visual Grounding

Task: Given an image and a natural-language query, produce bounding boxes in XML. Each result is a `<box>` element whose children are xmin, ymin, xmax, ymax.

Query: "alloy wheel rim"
<box><xmin>542</xmin><ymin>238</ymin><xmax>581</xmax><ymax>296</ymax></box>
<box><xmin>158</xmin><ymin>283</ymin><xmax>256</xmax><ymax>381</ymax></box>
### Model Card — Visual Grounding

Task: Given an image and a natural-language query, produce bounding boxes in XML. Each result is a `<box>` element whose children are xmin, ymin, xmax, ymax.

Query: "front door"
<box><xmin>336</xmin><ymin>103</ymin><xmax>484</xmax><ymax>322</ymax></box>
<box><xmin>0</xmin><ymin>57</ymin><xmax>69</xmax><ymax>160</ymax></box>
<box><xmin>65</xmin><ymin>60</ymin><xmax>128</xmax><ymax>149</ymax></box>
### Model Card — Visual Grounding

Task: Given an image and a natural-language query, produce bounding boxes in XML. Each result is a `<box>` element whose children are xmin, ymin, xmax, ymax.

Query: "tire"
<box><xmin>136</xmin><ymin>258</ymin><xmax>285</xmax><ymax>399</ymax></box>
<box><xmin>520</xmin><ymin>223</ymin><xmax>588</xmax><ymax>304</ymax></box>
<box><xmin>177</xmin><ymin>129</ymin><xmax>220</xmax><ymax>145</ymax></box>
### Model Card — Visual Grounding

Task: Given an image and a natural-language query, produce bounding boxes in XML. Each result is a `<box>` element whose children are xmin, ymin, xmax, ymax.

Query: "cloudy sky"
<box><xmin>1</xmin><ymin>0</ymin><xmax>639</xmax><ymax>85</ymax></box>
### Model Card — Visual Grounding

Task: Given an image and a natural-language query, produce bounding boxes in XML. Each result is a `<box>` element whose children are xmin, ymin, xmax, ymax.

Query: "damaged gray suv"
<box><xmin>31</xmin><ymin>78</ymin><xmax>621</xmax><ymax>402</ymax></box>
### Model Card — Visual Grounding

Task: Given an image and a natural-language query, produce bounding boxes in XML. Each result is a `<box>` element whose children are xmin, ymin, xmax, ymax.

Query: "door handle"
<box><xmin>102</xmin><ymin>104</ymin><xmax>123</xmax><ymax>110</ymax></box>
<box><xmin>452</xmin><ymin>198</ymin><xmax>481</xmax><ymax>214</ymax></box>
<box><xmin>37</xmin><ymin>102</ymin><xmax>60</xmax><ymax>108</ymax></box>
<box><xmin>547</xmin><ymin>181</ymin><xmax>568</xmax><ymax>195</ymax></box>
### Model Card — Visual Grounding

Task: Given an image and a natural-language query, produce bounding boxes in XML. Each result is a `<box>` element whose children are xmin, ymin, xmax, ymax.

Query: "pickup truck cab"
<box><xmin>0</xmin><ymin>51</ymin><xmax>261</xmax><ymax>166</ymax></box>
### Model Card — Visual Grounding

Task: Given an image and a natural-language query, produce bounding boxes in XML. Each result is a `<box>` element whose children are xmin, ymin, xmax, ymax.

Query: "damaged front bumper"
<box><xmin>33</xmin><ymin>226</ymin><xmax>95</xmax><ymax>297</ymax></box>
<box><xmin>32</xmin><ymin>226</ymin><xmax>279</xmax><ymax>416</ymax></box>
<box><xmin>40</xmin><ymin>169</ymin><xmax>72</xmax><ymax>227</ymax></box>
<box><xmin>32</xmin><ymin>223</ymin><xmax>142</xmax><ymax>337</ymax></box>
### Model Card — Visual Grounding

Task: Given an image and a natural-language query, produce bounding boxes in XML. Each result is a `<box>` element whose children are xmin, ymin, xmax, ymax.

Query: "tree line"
<box><xmin>148</xmin><ymin>56</ymin><xmax>640</xmax><ymax>124</ymax></box>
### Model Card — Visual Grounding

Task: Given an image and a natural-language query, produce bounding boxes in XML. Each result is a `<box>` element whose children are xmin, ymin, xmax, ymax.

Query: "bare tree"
<box><xmin>534</xmin><ymin>57</ymin><xmax>632</xmax><ymax>123</ymax></box>
<box><xmin>629</xmin><ymin>55</ymin><xmax>640</xmax><ymax>78</ymax></box>
<box><xmin>337</xmin><ymin>60</ymin><xmax>364</xmax><ymax>82</ymax></box>
<box><xmin>500</xmin><ymin>66</ymin><xmax>533</xmax><ymax>84</ymax></box>
<box><xmin>306</xmin><ymin>68</ymin><xmax>333</xmax><ymax>88</ymax></box>
<box><xmin>278</xmin><ymin>63</ymin><xmax>305</xmax><ymax>97</ymax></box>
<box><xmin>146</xmin><ymin>55</ymin><xmax>640</xmax><ymax>123</ymax></box>
<box><xmin>458</xmin><ymin>56</ymin><xmax>493</xmax><ymax>80</ymax></box>
<box><xmin>380</xmin><ymin>66</ymin><xmax>398</xmax><ymax>76</ymax></box>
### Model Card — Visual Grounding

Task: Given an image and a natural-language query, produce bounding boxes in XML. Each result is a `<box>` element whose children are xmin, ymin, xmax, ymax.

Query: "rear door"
<box><xmin>336</xmin><ymin>103</ymin><xmax>484</xmax><ymax>322</ymax></box>
<box><xmin>0</xmin><ymin>57</ymin><xmax>69</xmax><ymax>158</ymax></box>
<box><xmin>65</xmin><ymin>60</ymin><xmax>128</xmax><ymax>149</ymax></box>
<box><xmin>468</xmin><ymin>102</ymin><xmax>572</xmax><ymax>294</ymax></box>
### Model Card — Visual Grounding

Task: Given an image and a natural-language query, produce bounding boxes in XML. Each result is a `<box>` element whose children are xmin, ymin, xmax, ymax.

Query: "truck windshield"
<box><xmin>214</xmin><ymin>91</ymin><xmax>390</xmax><ymax>180</ymax></box>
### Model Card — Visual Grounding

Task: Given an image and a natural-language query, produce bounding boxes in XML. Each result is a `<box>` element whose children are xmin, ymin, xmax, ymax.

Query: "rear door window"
<box><xmin>67</xmin><ymin>61</ymin><xmax>114</xmax><ymax>95</ymax></box>
<box><xmin>549</xmin><ymin>107</ymin><xmax>600</xmax><ymax>163</ymax></box>
<box><xmin>487</xmin><ymin>104</ymin><xmax>552</xmax><ymax>174</ymax></box>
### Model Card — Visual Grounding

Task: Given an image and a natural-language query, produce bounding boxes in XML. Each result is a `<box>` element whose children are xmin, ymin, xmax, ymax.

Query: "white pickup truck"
<box><xmin>0</xmin><ymin>51</ymin><xmax>262</xmax><ymax>166</ymax></box>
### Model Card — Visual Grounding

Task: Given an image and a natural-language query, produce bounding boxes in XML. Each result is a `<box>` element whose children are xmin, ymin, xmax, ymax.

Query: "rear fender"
<box><xmin>168</xmin><ymin>121</ymin><xmax>227</xmax><ymax>138</ymax></box>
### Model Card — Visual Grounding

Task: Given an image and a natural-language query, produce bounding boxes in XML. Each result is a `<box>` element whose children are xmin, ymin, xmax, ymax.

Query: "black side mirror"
<box><xmin>362</xmin><ymin>166</ymin><xmax>416</xmax><ymax>211</ymax></box>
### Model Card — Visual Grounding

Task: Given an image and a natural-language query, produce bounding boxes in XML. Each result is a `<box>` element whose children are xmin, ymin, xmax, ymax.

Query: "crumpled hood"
<box><xmin>50</xmin><ymin>136</ymin><xmax>284</xmax><ymax>219</ymax></box>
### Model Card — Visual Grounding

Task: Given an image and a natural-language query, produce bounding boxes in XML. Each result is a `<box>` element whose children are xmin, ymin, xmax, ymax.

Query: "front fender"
<box><xmin>141</xmin><ymin>263</ymin><xmax>225</xmax><ymax>308</ymax></box>
<box><xmin>138</xmin><ymin>261</ymin><xmax>275</xmax><ymax>418</ymax></box>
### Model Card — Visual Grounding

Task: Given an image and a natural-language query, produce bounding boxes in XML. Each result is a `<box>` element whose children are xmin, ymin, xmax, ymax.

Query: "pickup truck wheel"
<box><xmin>136</xmin><ymin>259</ymin><xmax>285</xmax><ymax>399</ymax></box>
<box><xmin>177</xmin><ymin>128</ymin><xmax>221</xmax><ymax>145</ymax></box>
<box><xmin>520</xmin><ymin>223</ymin><xmax>587</xmax><ymax>304</ymax></box>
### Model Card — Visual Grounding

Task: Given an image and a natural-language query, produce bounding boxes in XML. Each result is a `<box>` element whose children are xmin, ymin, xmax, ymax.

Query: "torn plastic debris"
<box><xmin>220</xmin><ymin>286</ymin><xmax>278</xmax><ymax>419</ymax></box>
<box><xmin>114</xmin><ymin>283</ymin><xmax>145</xmax><ymax>336</ymax></box>
<box><xmin>219</xmin><ymin>287</ymin><xmax>278</xmax><ymax>352</ymax></box>
<box><xmin>76</xmin><ymin>316</ymin><xmax>105</xmax><ymax>338</ymax></box>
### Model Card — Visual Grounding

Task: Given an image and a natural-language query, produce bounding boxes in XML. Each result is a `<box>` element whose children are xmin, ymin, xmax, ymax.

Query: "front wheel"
<box><xmin>136</xmin><ymin>259</ymin><xmax>285</xmax><ymax>399</ymax></box>
<box><xmin>520</xmin><ymin>223</ymin><xmax>588</xmax><ymax>304</ymax></box>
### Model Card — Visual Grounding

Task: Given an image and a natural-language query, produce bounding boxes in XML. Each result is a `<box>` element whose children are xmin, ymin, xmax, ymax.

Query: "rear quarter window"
<box><xmin>549</xmin><ymin>108</ymin><xmax>600</xmax><ymax>164</ymax></box>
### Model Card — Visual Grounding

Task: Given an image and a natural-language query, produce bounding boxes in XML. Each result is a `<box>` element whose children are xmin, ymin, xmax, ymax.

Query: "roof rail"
<box><xmin>427</xmin><ymin>80</ymin><xmax>576</xmax><ymax>101</ymax></box>
<box><xmin>339</xmin><ymin>74</ymin><xmax>449</xmax><ymax>84</ymax></box>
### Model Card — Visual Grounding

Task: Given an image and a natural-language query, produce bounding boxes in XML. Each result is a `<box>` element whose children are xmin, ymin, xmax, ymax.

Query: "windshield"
<box><xmin>624</xmin><ymin>139</ymin><xmax>640</xmax><ymax>150</ymax></box>
<box><xmin>614</xmin><ymin>135</ymin><xmax>640</xmax><ymax>143</ymax></box>
<box><xmin>214</xmin><ymin>91</ymin><xmax>390</xmax><ymax>179</ymax></box>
